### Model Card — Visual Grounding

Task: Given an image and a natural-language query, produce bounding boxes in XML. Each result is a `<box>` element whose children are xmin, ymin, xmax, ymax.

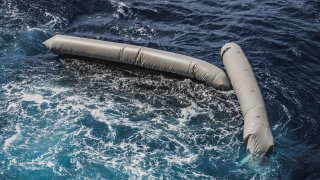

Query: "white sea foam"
<box><xmin>6</xmin><ymin>102</ymin><xmax>19</xmax><ymax>112</ymax></box>
<box><xmin>0</xmin><ymin>58</ymin><xmax>253</xmax><ymax>178</ymax></box>
<box><xmin>178</xmin><ymin>101</ymin><xmax>200</xmax><ymax>125</ymax></box>
<box><xmin>21</xmin><ymin>94</ymin><xmax>47</xmax><ymax>104</ymax></box>
<box><xmin>3</xmin><ymin>124</ymin><xmax>21</xmax><ymax>151</ymax></box>
<box><xmin>110</xmin><ymin>0</ymin><xmax>132</xmax><ymax>19</ymax></box>
<box><xmin>164</xmin><ymin>153</ymin><xmax>198</xmax><ymax>165</ymax></box>
<box><xmin>44</xmin><ymin>12</ymin><xmax>64</xmax><ymax>28</ymax></box>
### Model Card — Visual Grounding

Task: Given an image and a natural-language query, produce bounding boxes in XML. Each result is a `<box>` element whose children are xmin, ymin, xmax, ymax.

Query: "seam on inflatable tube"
<box><xmin>210</xmin><ymin>70</ymin><xmax>222</xmax><ymax>86</ymax></box>
<box><xmin>119</xmin><ymin>45</ymin><xmax>126</xmax><ymax>62</ymax></box>
<box><xmin>135</xmin><ymin>47</ymin><xmax>144</xmax><ymax>66</ymax></box>
<box><xmin>243</xmin><ymin>105</ymin><xmax>265</xmax><ymax>117</ymax></box>
<box><xmin>188</xmin><ymin>60</ymin><xmax>197</xmax><ymax>78</ymax></box>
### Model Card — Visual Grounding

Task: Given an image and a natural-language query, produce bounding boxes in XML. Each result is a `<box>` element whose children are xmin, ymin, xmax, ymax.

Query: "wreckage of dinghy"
<box><xmin>43</xmin><ymin>35</ymin><xmax>274</xmax><ymax>156</ymax></box>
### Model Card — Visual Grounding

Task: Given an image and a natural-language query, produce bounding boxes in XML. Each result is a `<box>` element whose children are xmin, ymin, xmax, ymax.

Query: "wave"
<box><xmin>0</xmin><ymin>0</ymin><xmax>320</xmax><ymax>179</ymax></box>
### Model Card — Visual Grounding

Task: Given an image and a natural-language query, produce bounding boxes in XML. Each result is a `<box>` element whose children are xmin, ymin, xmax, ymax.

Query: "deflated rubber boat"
<box><xmin>43</xmin><ymin>35</ymin><xmax>274</xmax><ymax>157</ymax></box>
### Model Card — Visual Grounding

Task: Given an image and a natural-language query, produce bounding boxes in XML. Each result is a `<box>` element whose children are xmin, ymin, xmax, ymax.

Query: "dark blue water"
<box><xmin>0</xmin><ymin>0</ymin><xmax>320</xmax><ymax>179</ymax></box>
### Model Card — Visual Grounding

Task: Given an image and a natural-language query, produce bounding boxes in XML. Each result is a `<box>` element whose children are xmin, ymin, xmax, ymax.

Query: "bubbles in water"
<box><xmin>1</xmin><ymin>0</ymin><xmax>320</xmax><ymax>178</ymax></box>
<box><xmin>0</xmin><ymin>57</ymin><xmax>273</xmax><ymax>178</ymax></box>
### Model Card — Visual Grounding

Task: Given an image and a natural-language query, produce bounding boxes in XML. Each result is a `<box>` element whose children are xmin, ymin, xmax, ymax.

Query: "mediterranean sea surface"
<box><xmin>0</xmin><ymin>0</ymin><xmax>320</xmax><ymax>179</ymax></box>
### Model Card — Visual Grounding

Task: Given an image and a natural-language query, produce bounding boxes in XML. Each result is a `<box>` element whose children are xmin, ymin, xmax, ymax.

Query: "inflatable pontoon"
<box><xmin>43</xmin><ymin>35</ymin><xmax>274</xmax><ymax>157</ymax></box>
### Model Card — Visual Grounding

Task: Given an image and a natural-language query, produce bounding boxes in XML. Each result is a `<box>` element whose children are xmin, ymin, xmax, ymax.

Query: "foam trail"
<box><xmin>3</xmin><ymin>124</ymin><xmax>21</xmax><ymax>151</ymax></box>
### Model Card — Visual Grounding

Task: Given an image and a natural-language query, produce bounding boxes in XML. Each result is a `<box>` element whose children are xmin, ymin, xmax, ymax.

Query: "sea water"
<box><xmin>0</xmin><ymin>0</ymin><xmax>319</xmax><ymax>179</ymax></box>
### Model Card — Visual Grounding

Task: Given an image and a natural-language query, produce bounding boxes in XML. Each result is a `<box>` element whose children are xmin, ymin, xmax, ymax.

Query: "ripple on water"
<box><xmin>1</xmin><ymin>0</ymin><xmax>320</xmax><ymax>179</ymax></box>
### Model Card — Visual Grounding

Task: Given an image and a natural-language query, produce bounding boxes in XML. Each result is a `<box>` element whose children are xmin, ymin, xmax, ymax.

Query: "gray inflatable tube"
<box><xmin>43</xmin><ymin>35</ymin><xmax>274</xmax><ymax>156</ymax></box>
<box><xmin>43</xmin><ymin>35</ymin><xmax>231</xmax><ymax>90</ymax></box>
<box><xmin>221</xmin><ymin>43</ymin><xmax>274</xmax><ymax>156</ymax></box>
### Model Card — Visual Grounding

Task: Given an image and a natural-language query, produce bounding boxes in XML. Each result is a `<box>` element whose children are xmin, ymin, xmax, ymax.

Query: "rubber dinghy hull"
<box><xmin>43</xmin><ymin>35</ymin><xmax>274</xmax><ymax>157</ymax></box>
<box><xmin>221</xmin><ymin>43</ymin><xmax>274</xmax><ymax>156</ymax></box>
<box><xmin>43</xmin><ymin>35</ymin><xmax>231</xmax><ymax>90</ymax></box>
